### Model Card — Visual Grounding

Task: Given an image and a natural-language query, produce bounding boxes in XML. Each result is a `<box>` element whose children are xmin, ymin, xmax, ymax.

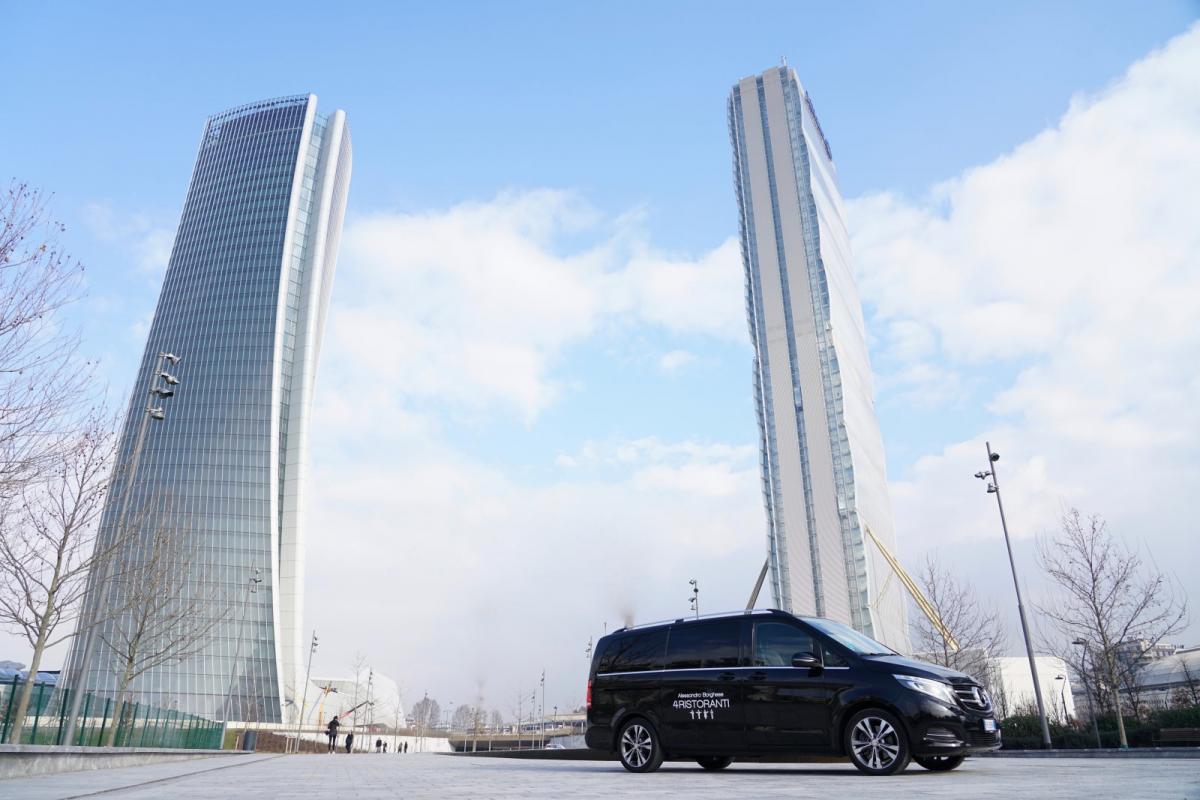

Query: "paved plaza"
<box><xmin>1</xmin><ymin>753</ymin><xmax>1197</xmax><ymax>799</ymax></box>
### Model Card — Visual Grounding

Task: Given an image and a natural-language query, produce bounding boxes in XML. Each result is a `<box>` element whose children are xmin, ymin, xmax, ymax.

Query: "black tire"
<box><xmin>697</xmin><ymin>756</ymin><xmax>733</xmax><ymax>770</ymax></box>
<box><xmin>617</xmin><ymin>718</ymin><xmax>665</xmax><ymax>773</ymax></box>
<box><xmin>914</xmin><ymin>755</ymin><xmax>965</xmax><ymax>772</ymax></box>
<box><xmin>844</xmin><ymin>708</ymin><xmax>911</xmax><ymax>776</ymax></box>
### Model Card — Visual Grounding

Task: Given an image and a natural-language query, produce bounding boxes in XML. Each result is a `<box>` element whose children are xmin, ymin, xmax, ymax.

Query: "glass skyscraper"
<box><xmin>728</xmin><ymin>67</ymin><xmax>908</xmax><ymax>650</ymax></box>
<box><xmin>68</xmin><ymin>95</ymin><xmax>351</xmax><ymax>722</ymax></box>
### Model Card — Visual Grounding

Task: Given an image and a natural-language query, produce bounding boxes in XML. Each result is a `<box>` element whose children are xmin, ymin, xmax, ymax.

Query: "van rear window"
<box><xmin>599</xmin><ymin>629</ymin><xmax>668</xmax><ymax>673</ymax></box>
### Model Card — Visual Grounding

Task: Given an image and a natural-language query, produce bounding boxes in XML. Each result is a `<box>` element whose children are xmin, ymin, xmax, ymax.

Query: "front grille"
<box><xmin>966</xmin><ymin>729</ymin><xmax>1001</xmax><ymax>747</ymax></box>
<box><xmin>952</xmin><ymin>683</ymin><xmax>992</xmax><ymax>712</ymax></box>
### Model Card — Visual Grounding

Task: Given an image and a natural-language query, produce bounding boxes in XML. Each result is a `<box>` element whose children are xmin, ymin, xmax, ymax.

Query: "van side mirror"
<box><xmin>792</xmin><ymin>651</ymin><xmax>822</xmax><ymax>669</ymax></box>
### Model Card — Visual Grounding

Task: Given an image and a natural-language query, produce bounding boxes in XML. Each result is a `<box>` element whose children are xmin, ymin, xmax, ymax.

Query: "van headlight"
<box><xmin>894</xmin><ymin>675</ymin><xmax>957</xmax><ymax>706</ymax></box>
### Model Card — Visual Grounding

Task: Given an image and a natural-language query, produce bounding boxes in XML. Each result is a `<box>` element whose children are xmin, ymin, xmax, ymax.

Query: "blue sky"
<box><xmin>3</xmin><ymin>2</ymin><xmax>1198</xmax><ymax>712</ymax></box>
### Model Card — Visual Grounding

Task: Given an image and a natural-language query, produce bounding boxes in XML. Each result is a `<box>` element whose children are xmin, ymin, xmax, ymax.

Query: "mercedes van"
<box><xmin>585</xmin><ymin>610</ymin><xmax>1000</xmax><ymax>775</ymax></box>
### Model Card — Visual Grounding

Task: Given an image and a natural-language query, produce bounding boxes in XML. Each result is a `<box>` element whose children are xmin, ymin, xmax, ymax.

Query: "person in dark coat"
<box><xmin>326</xmin><ymin>717</ymin><xmax>340</xmax><ymax>753</ymax></box>
<box><xmin>345</xmin><ymin>731</ymin><xmax>354</xmax><ymax>753</ymax></box>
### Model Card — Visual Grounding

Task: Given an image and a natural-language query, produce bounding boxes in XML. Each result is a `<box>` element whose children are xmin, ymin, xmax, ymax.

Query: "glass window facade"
<box><xmin>729</xmin><ymin>68</ymin><xmax>909</xmax><ymax>652</ymax></box>
<box><xmin>66</xmin><ymin>95</ymin><xmax>352</xmax><ymax>722</ymax></box>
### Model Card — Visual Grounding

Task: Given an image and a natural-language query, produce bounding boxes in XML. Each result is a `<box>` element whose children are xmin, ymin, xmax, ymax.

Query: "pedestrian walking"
<box><xmin>326</xmin><ymin>716</ymin><xmax>340</xmax><ymax>753</ymax></box>
<box><xmin>404</xmin><ymin>742</ymin><xmax>408</xmax><ymax>753</ymax></box>
<box><xmin>345</xmin><ymin>731</ymin><xmax>354</xmax><ymax>754</ymax></box>
<box><xmin>375</xmin><ymin>738</ymin><xmax>383</xmax><ymax>753</ymax></box>
<box><xmin>383</xmin><ymin>742</ymin><xmax>388</xmax><ymax>753</ymax></box>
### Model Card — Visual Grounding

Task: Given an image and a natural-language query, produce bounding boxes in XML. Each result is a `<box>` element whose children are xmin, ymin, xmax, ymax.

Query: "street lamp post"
<box><xmin>62</xmin><ymin>351</ymin><xmax>181</xmax><ymax>745</ymax></box>
<box><xmin>975</xmin><ymin>442</ymin><xmax>1052</xmax><ymax>749</ymax></box>
<box><xmin>291</xmin><ymin>631</ymin><xmax>319</xmax><ymax>753</ymax></box>
<box><xmin>222</xmin><ymin>567</ymin><xmax>262</xmax><ymax>727</ymax></box>
<box><xmin>1073</xmin><ymin>638</ymin><xmax>1103</xmax><ymax>748</ymax></box>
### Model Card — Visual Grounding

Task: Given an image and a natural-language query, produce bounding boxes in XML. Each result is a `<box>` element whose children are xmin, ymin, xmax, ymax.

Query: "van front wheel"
<box><xmin>617</xmin><ymin>718</ymin><xmax>664</xmax><ymax>773</ymax></box>
<box><xmin>845</xmin><ymin>708</ymin><xmax>911</xmax><ymax>775</ymax></box>
<box><xmin>915</xmin><ymin>755</ymin><xmax>964</xmax><ymax>771</ymax></box>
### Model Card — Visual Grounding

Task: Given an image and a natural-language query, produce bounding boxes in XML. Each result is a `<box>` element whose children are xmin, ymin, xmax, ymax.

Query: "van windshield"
<box><xmin>805</xmin><ymin>618</ymin><xmax>896</xmax><ymax>656</ymax></box>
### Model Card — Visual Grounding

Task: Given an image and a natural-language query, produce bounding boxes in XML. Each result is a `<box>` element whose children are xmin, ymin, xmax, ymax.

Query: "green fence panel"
<box><xmin>2</xmin><ymin>675</ymin><xmax>17</xmax><ymax>742</ymax></box>
<box><xmin>55</xmin><ymin>687</ymin><xmax>70</xmax><ymax>745</ymax></box>
<box><xmin>1</xmin><ymin>679</ymin><xmax>223</xmax><ymax>750</ymax></box>
<box><xmin>29</xmin><ymin>684</ymin><xmax>42</xmax><ymax>744</ymax></box>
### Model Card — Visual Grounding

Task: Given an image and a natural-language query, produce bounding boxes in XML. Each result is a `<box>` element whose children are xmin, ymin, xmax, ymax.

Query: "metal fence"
<box><xmin>1</xmin><ymin>677</ymin><xmax>223</xmax><ymax>748</ymax></box>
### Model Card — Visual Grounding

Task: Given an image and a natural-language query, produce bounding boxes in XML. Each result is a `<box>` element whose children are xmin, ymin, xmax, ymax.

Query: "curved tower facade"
<box><xmin>729</xmin><ymin>67</ymin><xmax>908</xmax><ymax>651</ymax></box>
<box><xmin>70</xmin><ymin>95</ymin><xmax>351</xmax><ymax>722</ymax></box>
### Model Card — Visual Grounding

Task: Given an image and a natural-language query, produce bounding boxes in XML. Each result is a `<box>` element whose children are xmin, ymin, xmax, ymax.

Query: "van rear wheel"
<box><xmin>617</xmin><ymin>718</ymin><xmax>664</xmax><ymax>773</ymax></box>
<box><xmin>915</xmin><ymin>755</ymin><xmax>964</xmax><ymax>771</ymax></box>
<box><xmin>697</xmin><ymin>756</ymin><xmax>733</xmax><ymax>770</ymax></box>
<box><xmin>845</xmin><ymin>708</ymin><xmax>910</xmax><ymax>776</ymax></box>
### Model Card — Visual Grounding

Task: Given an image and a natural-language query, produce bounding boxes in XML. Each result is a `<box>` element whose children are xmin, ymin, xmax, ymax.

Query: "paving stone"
<box><xmin>2</xmin><ymin>751</ymin><xmax>1197</xmax><ymax>799</ymax></box>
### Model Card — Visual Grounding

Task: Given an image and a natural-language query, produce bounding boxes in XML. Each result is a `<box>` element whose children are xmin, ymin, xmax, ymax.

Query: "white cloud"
<box><xmin>332</xmin><ymin>192</ymin><xmax>744</xmax><ymax>424</ymax></box>
<box><xmin>848</xmin><ymin>24</ymin><xmax>1200</xmax><ymax>631</ymax></box>
<box><xmin>83</xmin><ymin>202</ymin><xmax>173</xmax><ymax>275</ymax></box>
<box><xmin>304</xmin><ymin>429</ymin><xmax>764</xmax><ymax>711</ymax></box>
<box><xmin>658</xmin><ymin>349</ymin><xmax>697</xmax><ymax>373</ymax></box>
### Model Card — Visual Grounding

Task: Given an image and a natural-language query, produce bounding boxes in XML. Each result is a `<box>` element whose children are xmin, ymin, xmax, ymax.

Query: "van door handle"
<box><xmin>717</xmin><ymin>672</ymin><xmax>736</xmax><ymax>682</ymax></box>
<box><xmin>742</xmin><ymin>671</ymin><xmax>767</xmax><ymax>681</ymax></box>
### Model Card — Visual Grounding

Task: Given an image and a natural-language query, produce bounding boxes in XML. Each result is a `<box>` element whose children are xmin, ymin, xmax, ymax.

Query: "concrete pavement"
<box><xmin>1</xmin><ymin>752</ymin><xmax>1197</xmax><ymax>799</ymax></box>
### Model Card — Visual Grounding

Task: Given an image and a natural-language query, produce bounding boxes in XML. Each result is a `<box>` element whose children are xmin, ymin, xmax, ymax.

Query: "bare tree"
<box><xmin>451</xmin><ymin>703</ymin><xmax>476</xmax><ymax>731</ymax></box>
<box><xmin>0</xmin><ymin>182</ymin><xmax>90</xmax><ymax>499</ymax></box>
<box><xmin>0</xmin><ymin>414</ymin><xmax>118</xmax><ymax>742</ymax></box>
<box><xmin>911</xmin><ymin>555</ymin><xmax>1008</xmax><ymax>693</ymax></box>
<box><xmin>96</xmin><ymin>523</ymin><xmax>226</xmax><ymax>746</ymax></box>
<box><xmin>411</xmin><ymin>694</ymin><xmax>440</xmax><ymax>734</ymax></box>
<box><xmin>1177</xmin><ymin>657</ymin><xmax>1200</xmax><ymax>708</ymax></box>
<box><xmin>490</xmin><ymin>709</ymin><xmax>504</xmax><ymax>732</ymax></box>
<box><xmin>1037</xmin><ymin>509</ymin><xmax>1187</xmax><ymax>748</ymax></box>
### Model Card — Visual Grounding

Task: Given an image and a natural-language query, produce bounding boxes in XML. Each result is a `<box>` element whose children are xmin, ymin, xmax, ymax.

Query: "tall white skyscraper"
<box><xmin>728</xmin><ymin>66</ymin><xmax>907</xmax><ymax>650</ymax></box>
<box><xmin>67</xmin><ymin>95</ymin><xmax>352</xmax><ymax>722</ymax></box>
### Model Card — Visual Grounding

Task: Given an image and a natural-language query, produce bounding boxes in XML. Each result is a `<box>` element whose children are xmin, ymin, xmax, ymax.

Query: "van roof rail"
<box><xmin>610</xmin><ymin>608</ymin><xmax>794</xmax><ymax>634</ymax></box>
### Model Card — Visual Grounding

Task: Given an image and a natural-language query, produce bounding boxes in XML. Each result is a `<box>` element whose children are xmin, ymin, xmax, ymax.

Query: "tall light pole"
<box><xmin>222</xmin><ymin>567</ymin><xmax>262</xmax><ymax>725</ymax></box>
<box><xmin>62</xmin><ymin>351</ymin><xmax>181</xmax><ymax>744</ymax></box>
<box><xmin>291</xmin><ymin>631</ymin><xmax>318</xmax><ymax>753</ymax></box>
<box><xmin>1073</xmin><ymin>638</ymin><xmax>1103</xmax><ymax>748</ymax></box>
<box><xmin>975</xmin><ymin>442</ymin><xmax>1052</xmax><ymax>749</ymax></box>
<box><xmin>689</xmin><ymin>579</ymin><xmax>700</xmax><ymax>619</ymax></box>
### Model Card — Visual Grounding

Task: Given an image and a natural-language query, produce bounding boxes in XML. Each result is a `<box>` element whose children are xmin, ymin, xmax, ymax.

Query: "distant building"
<box><xmin>307</xmin><ymin>672</ymin><xmax>404</xmax><ymax>730</ymax></box>
<box><xmin>990</xmin><ymin>656</ymin><xmax>1076</xmax><ymax>722</ymax></box>
<box><xmin>1115</xmin><ymin>638</ymin><xmax>1180</xmax><ymax>668</ymax></box>
<box><xmin>1126</xmin><ymin>646</ymin><xmax>1200</xmax><ymax>710</ymax></box>
<box><xmin>728</xmin><ymin>65</ymin><xmax>907</xmax><ymax>651</ymax></box>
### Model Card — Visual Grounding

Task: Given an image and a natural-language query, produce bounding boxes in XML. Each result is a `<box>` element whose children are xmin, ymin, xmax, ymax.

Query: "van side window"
<box><xmin>753</xmin><ymin>622</ymin><xmax>815</xmax><ymax>667</ymax></box>
<box><xmin>822</xmin><ymin>645</ymin><xmax>848</xmax><ymax>667</ymax></box>
<box><xmin>605</xmin><ymin>628</ymin><xmax>668</xmax><ymax>673</ymax></box>
<box><xmin>665</xmin><ymin>620</ymin><xmax>742</xmax><ymax>669</ymax></box>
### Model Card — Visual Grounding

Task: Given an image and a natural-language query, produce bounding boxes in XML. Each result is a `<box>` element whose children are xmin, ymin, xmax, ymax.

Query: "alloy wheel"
<box><xmin>620</xmin><ymin>723</ymin><xmax>653</xmax><ymax>769</ymax></box>
<box><xmin>851</xmin><ymin>716</ymin><xmax>901</xmax><ymax>771</ymax></box>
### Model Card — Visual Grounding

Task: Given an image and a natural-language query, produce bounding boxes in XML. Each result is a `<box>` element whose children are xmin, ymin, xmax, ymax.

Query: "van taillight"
<box><xmin>586</xmin><ymin>679</ymin><xmax>592</xmax><ymax>709</ymax></box>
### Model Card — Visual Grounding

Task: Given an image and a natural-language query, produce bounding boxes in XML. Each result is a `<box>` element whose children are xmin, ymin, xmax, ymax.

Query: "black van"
<box><xmin>585</xmin><ymin>610</ymin><xmax>1000</xmax><ymax>775</ymax></box>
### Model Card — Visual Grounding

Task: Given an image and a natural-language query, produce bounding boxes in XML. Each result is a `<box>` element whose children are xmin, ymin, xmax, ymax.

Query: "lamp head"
<box><xmin>990</xmin><ymin>452</ymin><xmax>1000</xmax><ymax>462</ymax></box>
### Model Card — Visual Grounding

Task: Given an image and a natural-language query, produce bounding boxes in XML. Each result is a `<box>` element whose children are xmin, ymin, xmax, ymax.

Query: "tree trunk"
<box><xmin>104</xmin><ymin>663</ymin><xmax>136</xmax><ymax>747</ymax></box>
<box><xmin>3</xmin><ymin>607</ymin><xmax>54</xmax><ymax>743</ymax></box>
<box><xmin>1105</xmin><ymin>658</ymin><xmax>1129</xmax><ymax>748</ymax></box>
